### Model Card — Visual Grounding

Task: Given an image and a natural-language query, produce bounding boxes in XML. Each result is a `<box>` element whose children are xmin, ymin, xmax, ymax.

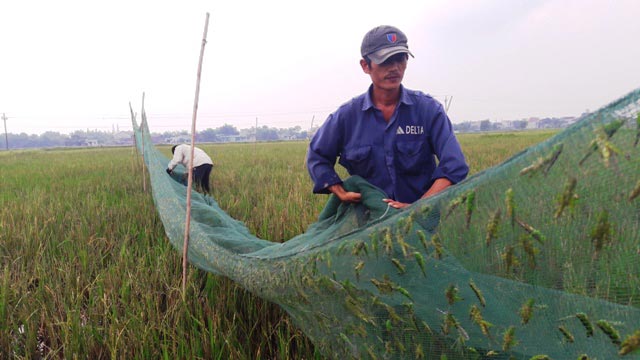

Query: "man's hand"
<box><xmin>383</xmin><ymin>198</ymin><xmax>410</xmax><ymax>209</ymax></box>
<box><xmin>166</xmin><ymin>168</ymin><xmax>172</xmax><ymax>175</ymax></box>
<box><xmin>328</xmin><ymin>184</ymin><xmax>361</xmax><ymax>203</ymax></box>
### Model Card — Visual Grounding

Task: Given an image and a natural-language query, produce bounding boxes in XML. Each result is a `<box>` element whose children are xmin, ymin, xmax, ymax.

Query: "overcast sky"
<box><xmin>1</xmin><ymin>0</ymin><xmax>639</xmax><ymax>135</ymax></box>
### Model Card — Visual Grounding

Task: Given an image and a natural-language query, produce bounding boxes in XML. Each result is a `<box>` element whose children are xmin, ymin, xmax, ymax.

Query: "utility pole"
<box><xmin>2</xmin><ymin>113</ymin><xmax>8</xmax><ymax>150</ymax></box>
<box><xmin>254</xmin><ymin>117</ymin><xmax>258</xmax><ymax>155</ymax></box>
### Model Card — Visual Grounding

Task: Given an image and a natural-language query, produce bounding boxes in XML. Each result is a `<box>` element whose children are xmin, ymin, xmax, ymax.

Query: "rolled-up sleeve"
<box><xmin>307</xmin><ymin>114</ymin><xmax>344</xmax><ymax>194</ymax></box>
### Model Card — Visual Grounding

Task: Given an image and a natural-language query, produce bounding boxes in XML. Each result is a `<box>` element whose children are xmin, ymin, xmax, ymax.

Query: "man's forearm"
<box><xmin>328</xmin><ymin>183</ymin><xmax>347</xmax><ymax>196</ymax></box>
<box><xmin>420</xmin><ymin>178</ymin><xmax>453</xmax><ymax>199</ymax></box>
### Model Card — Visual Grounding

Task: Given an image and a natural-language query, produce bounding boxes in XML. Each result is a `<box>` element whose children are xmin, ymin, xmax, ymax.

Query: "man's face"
<box><xmin>361</xmin><ymin>53</ymin><xmax>408</xmax><ymax>91</ymax></box>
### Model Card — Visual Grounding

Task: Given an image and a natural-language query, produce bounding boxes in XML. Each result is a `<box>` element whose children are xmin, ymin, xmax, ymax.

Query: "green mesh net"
<box><xmin>132</xmin><ymin>88</ymin><xmax>640</xmax><ymax>359</ymax></box>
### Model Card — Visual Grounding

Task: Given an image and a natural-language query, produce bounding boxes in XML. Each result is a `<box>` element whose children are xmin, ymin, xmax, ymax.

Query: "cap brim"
<box><xmin>368</xmin><ymin>46</ymin><xmax>414</xmax><ymax>64</ymax></box>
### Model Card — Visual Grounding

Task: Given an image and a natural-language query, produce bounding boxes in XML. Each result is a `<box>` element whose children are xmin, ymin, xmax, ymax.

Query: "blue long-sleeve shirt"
<box><xmin>307</xmin><ymin>85</ymin><xmax>469</xmax><ymax>203</ymax></box>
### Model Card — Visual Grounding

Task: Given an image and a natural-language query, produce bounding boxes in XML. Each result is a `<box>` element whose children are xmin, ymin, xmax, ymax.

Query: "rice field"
<box><xmin>0</xmin><ymin>130</ymin><xmax>556</xmax><ymax>359</ymax></box>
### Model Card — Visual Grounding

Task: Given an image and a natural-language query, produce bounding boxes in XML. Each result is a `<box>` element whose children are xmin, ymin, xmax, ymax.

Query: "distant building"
<box><xmin>218</xmin><ymin>135</ymin><xmax>248</xmax><ymax>142</ymax></box>
<box><xmin>84</xmin><ymin>139</ymin><xmax>99</xmax><ymax>147</ymax></box>
<box><xmin>114</xmin><ymin>131</ymin><xmax>134</xmax><ymax>145</ymax></box>
<box><xmin>165</xmin><ymin>135</ymin><xmax>192</xmax><ymax>144</ymax></box>
<box><xmin>526</xmin><ymin>117</ymin><xmax>540</xmax><ymax>130</ymax></box>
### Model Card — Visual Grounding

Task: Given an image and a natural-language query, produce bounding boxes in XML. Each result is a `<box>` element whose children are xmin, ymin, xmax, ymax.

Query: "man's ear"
<box><xmin>360</xmin><ymin>59</ymin><xmax>371</xmax><ymax>74</ymax></box>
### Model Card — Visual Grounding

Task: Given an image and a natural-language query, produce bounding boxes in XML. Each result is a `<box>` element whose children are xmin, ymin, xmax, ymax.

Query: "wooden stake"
<box><xmin>445</xmin><ymin>95</ymin><xmax>453</xmax><ymax>113</ymax></box>
<box><xmin>183</xmin><ymin>12</ymin><xmax>210</xmax><ymax>295</ymax></box>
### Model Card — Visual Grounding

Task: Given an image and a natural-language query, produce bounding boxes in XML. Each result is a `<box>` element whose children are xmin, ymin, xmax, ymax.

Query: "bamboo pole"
<box><xmin>129</xmin><ymin>102</ymin><xmax>138</xmax><ymax>174</ymax></box>
<box><xmin>183</xmin><ymin>12</ymin><xmax>210</xmax><ymax>295</ymax></box>
<box><xmin>141</xmin><ymin>93</ymin><xmax>147</xmax><ymax>193</ymax></box>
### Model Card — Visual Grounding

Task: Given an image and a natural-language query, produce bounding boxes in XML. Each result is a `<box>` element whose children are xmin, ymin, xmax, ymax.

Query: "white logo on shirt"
<box><xmin>397</xmin><ymin>126</ymin><xmax>424</xmax><ymax>135</ymax></box>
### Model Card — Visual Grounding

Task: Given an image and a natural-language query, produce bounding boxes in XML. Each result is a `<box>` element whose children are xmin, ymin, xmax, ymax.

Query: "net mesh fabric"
<box><xmin>132</xmin><ymin>88</ymin><xmax>640</xmax><ymax>359</ymax></box>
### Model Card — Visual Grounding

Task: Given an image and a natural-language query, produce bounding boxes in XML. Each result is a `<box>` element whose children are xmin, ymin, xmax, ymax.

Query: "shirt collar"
<box><xmin>361</xmin><ymin>84</ymin><xmax>413</xmax><ymax>111</ymax></box>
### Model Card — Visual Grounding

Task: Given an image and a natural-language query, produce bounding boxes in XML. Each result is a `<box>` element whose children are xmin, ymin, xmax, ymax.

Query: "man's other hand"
<box><xmin>383</xmin><ymin>198</ymin><xmax>410</xmax><ymax>209</ymax></box>
<box><xmin>328</xmin><ymin>184</ymin><xmax>362</xmax><ymax>203</ymax></box>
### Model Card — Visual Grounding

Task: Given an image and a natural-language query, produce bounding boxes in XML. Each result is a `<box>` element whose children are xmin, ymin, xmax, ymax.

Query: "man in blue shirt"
<box><xmin>307</xmin><ymin>25</ymin><xmax>469</xmax><ymax>209</ymax></box>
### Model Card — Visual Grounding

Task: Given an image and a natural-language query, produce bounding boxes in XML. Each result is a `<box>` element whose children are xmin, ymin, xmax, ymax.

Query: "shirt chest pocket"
<box><xmin>340</xmin><ymin>145</ymin><xmax>375</xmax><ymax>178</ymax></box>
<box><xmin>395</xmin><ymin>140</ymin><xmax>431</xmax><ymax>175</ymax></box>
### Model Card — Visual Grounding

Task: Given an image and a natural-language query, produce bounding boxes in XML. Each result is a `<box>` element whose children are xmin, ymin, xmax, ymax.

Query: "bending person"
<box><xmin>166</xmin><ymin>144</ymin><xmax>214</xmax><ymax>194</ymax></box>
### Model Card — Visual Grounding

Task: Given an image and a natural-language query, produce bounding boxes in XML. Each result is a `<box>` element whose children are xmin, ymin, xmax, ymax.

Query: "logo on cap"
<box><xmin>386</xmin><ymin>33</ymin><xmax>397</xmax><ymax>43</ymax></box>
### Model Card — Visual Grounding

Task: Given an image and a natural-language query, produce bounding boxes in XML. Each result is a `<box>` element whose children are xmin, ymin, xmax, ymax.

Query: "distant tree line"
<box><xmin>162</xmin><ymin>124</ymin><xmax>312</xmax><ymax>143</ymax></box>
<box><xmin>452</xmin><ymin>117</ymin><xmax>575</xmax><ymax>132</ymax></box>
<box><xmin>453</xmin><ymin>120</ymin><xmax>528</xmax><ymax>132</ymax></box>
<box><xmin>2</xmin><ymin>123</ymin><xmax>315</xmax><ymax>150</ymax></box>
<box><xmin>4</xmin><ymin>117</ymin><xmax>572</xmax><ymax>150</ymax></box>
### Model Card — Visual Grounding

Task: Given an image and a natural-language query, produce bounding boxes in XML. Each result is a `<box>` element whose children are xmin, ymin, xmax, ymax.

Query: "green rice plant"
<box><xmin>0</xmin><ymin>130</ymin><xmax>556</xmax><ymax>358</ymax></box>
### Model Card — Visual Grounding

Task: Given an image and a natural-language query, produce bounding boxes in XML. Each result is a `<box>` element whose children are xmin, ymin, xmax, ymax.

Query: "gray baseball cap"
<box><xmin>361</xmin><ymin>25</ymin><xmax>414</xmax><ymax>64</ymax></box>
